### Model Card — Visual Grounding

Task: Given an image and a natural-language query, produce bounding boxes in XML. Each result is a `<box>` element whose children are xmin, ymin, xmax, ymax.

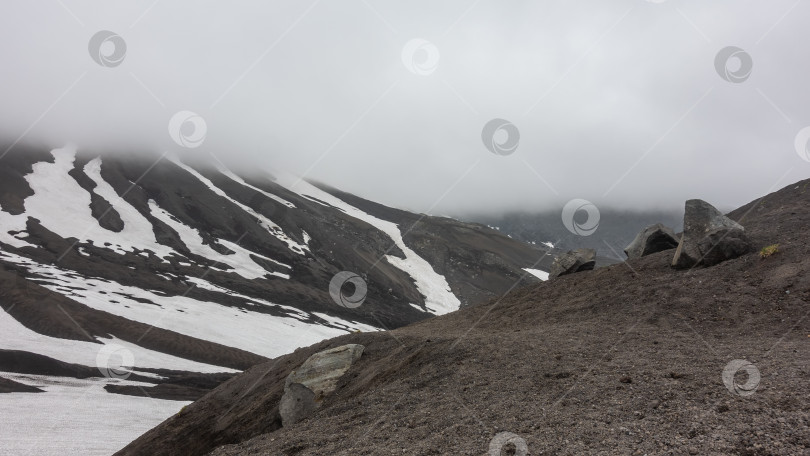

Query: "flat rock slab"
<box><xmin>280</xmin><ymin>344</ymin><xmax>364</xmax><ymax>427</ymax></box>
<box><xmin>672</xmin><ymin>199</ymin><xmax>751</xmax><ymax>269</ymax></box>
<box><xmin>624</xmin><ymin>223</ymin><xmax>679</xmax><ymax>259</ymax></box>
<box><xmin>550</xmin><ymin>248</ymin><xmax>596</xmax><ymax>279</ymax></box>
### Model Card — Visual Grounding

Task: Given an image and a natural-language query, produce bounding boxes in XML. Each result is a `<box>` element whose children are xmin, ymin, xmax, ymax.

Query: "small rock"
<box><xmin>624</xmin><ymin>223</ymin><xmax>679</xmax><ymax>259</ymax></box>
<box><xmin>550</xmin><ymin>248</ymin><xmax>596</xmax><ymax>279</ymax></box>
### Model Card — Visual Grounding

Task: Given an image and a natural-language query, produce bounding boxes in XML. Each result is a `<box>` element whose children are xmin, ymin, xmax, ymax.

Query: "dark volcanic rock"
<box><xmin>549</xmin><ymin>248</ymin><xmax>596</xmax><ymax>278</ymax></box>
<box><xmin>672</xmin><ymin>199</ymin><xmax>752</xmax><ymax>269</ymax></box>
<box><xmin>624</xmin><ymin>223</ymin><xmax>679</xmax><ymax>259</ymax></box>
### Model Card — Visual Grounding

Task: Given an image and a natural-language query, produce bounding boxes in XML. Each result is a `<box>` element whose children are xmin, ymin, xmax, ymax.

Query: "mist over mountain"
<box><xmin>2</xmin><ymin>1</ymin><xmax>810</xmax><ymax>216</ymax></box>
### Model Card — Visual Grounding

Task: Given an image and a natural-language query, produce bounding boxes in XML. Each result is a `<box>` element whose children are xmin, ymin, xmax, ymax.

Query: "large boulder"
<box><xmin>672</xmin><ymin>199</ymin><xmax>752</xmax><ymax>269</ymax></box>
<box><xmin>550</xmin><ymin>248</ymin><xmax>596</xmax><ymax>279</ymax></box>
<box><xmin>279</xmin><ymin>344</ymin><xmax>364</xmax><ymax>427</ymax></box>
<box><xmin>624</xmin><ymin>223</ymin><xmax>679</xmax><ymax>259</ymax></box>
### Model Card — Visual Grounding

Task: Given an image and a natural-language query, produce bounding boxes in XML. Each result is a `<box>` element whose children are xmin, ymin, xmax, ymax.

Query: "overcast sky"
<box><xmin>1</xmin><ymin>0</ymin><xmax>809</xmax><ymax>216</ymax></box>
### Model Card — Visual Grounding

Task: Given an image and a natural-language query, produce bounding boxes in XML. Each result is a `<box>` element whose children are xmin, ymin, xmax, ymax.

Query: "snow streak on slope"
<box><xmin>274</xmin><ymin>174</ymin><xmax>461</xmax><ymax>315</ymax></box>
<box><xmin>83</xmin><ymin>158</ymin><xmax>176</xmax><ymax>258</ymax></box>
<box><xmin>0</xmin><ymin>305</ymin><xmax>234</xmax><ymax>374</ymax></box>
<box><xmin>21</xmin><ymin>148</ymin><xmax>174</xmax><ymax>259</ymax></box>
<box><xmin>0</xmin><ymin>372</ymin><xmax>190</xmax><ymax>456</ymax></box>
<box><xmin>0</xmin><ymin>250</ymin><xmax>378</xmax><ymax>359</ymax></box>
<box><xmin>148</xmin><ymin>200</ymin><xmax>290</xmax><ymax>280</ymax></box>
<box><xmin>169</xmin><ymin>157</ymin><xmax>309</xmax><ymax>255</ymax></box>
<box><xmin>216</xmin><ymin>165</ymin><xmax>296</xmax><ymax>209</ymax></box>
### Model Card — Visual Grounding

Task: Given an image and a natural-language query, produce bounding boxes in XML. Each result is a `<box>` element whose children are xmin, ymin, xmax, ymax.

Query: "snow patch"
<box><xmin>0</xmin><ymin>250</ymin><xmax>378</xmax><ymax>359</ymax></box>
<box><xmin>21</xmin><ymin>149</ymin><xmax>165</xmax><ymax>258</ymax></box>
<box><xmin>169</xmin><ymin>157</ymin><xmax>309</xmax><ymax>255</ymax></box>
<box><xmin>0</xmin><ymin>372</ymin><xmax>190</xmax><ymax>456</ymax></box>
<box><xmin>523</xmin><ymin>268</ymin><xmax>549</xmax><ymax>281</ymax></box>
<box><xmin>0</xmin><ymin>304</ymin><xmax>234</xmax><ymax>374</ymax></box>
<box><xmin>216</xmin><ymin>165</ymin><xmax>296</xmax><ymax>209</ymax></box>
<box><xmin>149</xmin><ymin>200</ymin><xmax>289</xmax><ymax>280</ymax></box>
<box><xmin>275</xmin><ymin>174</ymin><xmax>461</xmax><ymax>315</ymax></box>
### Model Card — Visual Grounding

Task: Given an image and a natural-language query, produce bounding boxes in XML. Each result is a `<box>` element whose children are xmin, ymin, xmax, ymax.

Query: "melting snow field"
<box><xmin>0</xmin><ymin>250</ymin><xmax>378</xmax><ymax>360</ymax></box>
<box><xmin>0</xmin><ymin>372</ymin><xmax>189</xmax><ymax>456</ymax></box>
<box><xmin>274</xmin><ymin>173</ymin><xmax>462</xmax><ymax>315</ymax></box>
<box><xmin>23</xmin><ymin>148</ymin><xmax>174</xmax><ymax>259</ymax></box>
<box><xmin>0</xmin><ymin>305</ymin><xmax>235</xmax><ymax>374</ymax></box>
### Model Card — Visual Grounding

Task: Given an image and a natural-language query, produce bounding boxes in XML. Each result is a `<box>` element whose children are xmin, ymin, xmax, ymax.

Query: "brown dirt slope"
<box><xmin>118</xmin><ymin>180</ymin><xmax>810</xmax><ymax>456</ymax></box>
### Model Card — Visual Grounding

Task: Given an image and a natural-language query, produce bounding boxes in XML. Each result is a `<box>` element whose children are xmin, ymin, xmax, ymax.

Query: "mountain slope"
<box><xmin>119</xmin><ymin>179</ymin><xmax>810</xmax><ymax>455</ymax></box>
<box><xmin>0</xmin><ymin>145</ymin><xmax>554</xmax><ymax>455</ymax></box>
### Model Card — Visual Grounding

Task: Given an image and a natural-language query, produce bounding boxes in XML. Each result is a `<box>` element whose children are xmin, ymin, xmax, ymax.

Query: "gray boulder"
<box><xmin>624</xmin><ymin>223</ymin><xmax>679</xmax><ymax>259</ymax></box>
<box><xmin>550</xmin><ymin>248</ymin><xmax>596</xmax><ymax>279</ymax></box>
<box><xmin>278</xmin><ymin>383</ymin><xmax>317</xmax><ymax>428</ymax></box>
<box><xmin>672</xmin><ymin>199</ymin><xmax>751</xmax><ymax>269</ymax></box>
<box><xmin>279</xmin><ymin>344</ymin><xmax>364</xmax><ymax>426</ymax></box>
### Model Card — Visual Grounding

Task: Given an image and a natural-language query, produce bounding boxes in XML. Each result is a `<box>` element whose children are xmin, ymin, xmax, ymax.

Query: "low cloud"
<box><xmin>1</xmin><ymin>0</ymin><xmax>809</xmax><ymax>216</ymax></box>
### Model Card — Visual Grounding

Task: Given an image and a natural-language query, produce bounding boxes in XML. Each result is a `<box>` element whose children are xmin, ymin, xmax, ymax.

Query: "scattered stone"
<box><xmin>620</xmin><ymin>376</ymin><xmax>632</xmax><ymax>384</ymax></box>
<box><xmin>550</xmin><ymin>248</ymin><xmax>596</xmax><ymax>279</ymax></box>
<box><xmin>672</xmin><ymin>199</ymin><xmax>752</xmax><ymax>269</ymax></box>
<box><xmin>717</xmin><ymin>404</ymin><xmax>730</xmax><ymax>413</ymax></box>
<box><xmin>279</xmin><ymin>344</ymin><xmax>364</xmax><ymax>427</ymax></box>
<box><xmin>624</xmin><ymin>223</ymin><xmax>679</xmax><ymax>259</ymax></box>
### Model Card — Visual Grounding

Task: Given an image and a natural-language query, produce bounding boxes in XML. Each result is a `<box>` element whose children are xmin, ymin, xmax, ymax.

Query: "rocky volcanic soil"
<box><xmin>119</xmin><ymin>180</ymin><xmax>810</xmax><ymax>456</ymax></box>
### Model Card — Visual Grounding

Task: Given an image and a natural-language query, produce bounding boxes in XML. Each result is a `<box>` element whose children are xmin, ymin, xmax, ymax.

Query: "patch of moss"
<box><xmin>759</xmin><ymin>244</ymin><xmax>779</xmax><ymax>259</ymax></box>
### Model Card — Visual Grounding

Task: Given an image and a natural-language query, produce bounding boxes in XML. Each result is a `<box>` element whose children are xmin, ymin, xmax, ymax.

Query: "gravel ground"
<box><xmin>120</xmin><ymin>180</ymin><xmax>810</xmax><ymax>456</ymax></box>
